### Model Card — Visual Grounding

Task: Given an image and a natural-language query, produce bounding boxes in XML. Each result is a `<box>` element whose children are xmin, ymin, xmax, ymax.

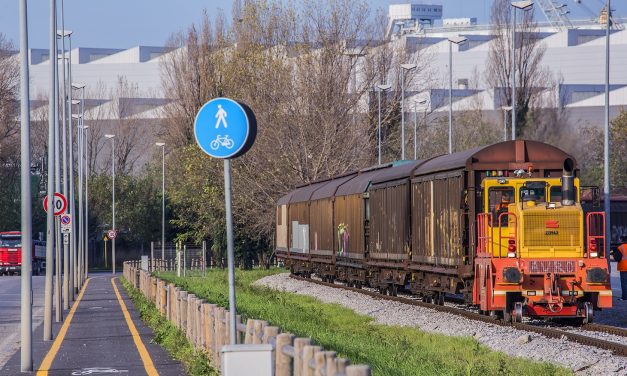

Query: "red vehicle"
<box><xmin>0</xmin><ymin>231</ymin><xmax>46</xmax><ymax>275</ymax></box>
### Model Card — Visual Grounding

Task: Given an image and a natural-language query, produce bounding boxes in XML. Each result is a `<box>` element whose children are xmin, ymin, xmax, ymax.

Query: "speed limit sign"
<box><xmin>43</xmin><ymin>192</ymin><xmax>68</xmax><ymax>216</ymax></box>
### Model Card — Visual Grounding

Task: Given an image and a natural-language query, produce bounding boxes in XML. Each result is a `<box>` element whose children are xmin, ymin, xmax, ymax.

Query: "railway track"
<box><xmin>290</xmin><ymin>275</ymin><xmax>627</xmax><ymax>357</ymax></box>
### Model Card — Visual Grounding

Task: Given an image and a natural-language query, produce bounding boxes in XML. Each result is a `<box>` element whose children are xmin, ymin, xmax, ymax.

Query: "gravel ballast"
<box><xmin>254</xmin><ymin>273</ymin><xmax>627</xmax><ymax>375</ymax></box>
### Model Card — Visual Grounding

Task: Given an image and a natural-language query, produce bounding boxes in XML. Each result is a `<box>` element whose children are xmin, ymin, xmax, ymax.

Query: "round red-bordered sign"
<box><xmin>107</xmin><ymin>230</ymin><xmax>117</xmax><ymax>239</ymax></box>
<box><xmin>43</xmin><ymin>192</ymin><xmax>68</xmax><ymax>216</ymax></box>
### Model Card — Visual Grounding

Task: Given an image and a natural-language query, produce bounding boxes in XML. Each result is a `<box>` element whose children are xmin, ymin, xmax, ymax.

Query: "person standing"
<box><xmin>613</xmin><ymin>236</ymin><xmax>627</xmax><ymax>300</ymax></box>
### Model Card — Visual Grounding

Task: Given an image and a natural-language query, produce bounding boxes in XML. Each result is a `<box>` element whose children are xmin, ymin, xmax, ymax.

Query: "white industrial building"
<box><xmin>19</xmin><ymin>2</ymin><xmax>627</xmax><ymax>155</ymax></box>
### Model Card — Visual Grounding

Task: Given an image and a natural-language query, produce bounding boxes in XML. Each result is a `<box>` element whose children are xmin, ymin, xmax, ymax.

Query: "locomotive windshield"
<box><xmin>520</xmin><ymin>181</ymin><xmax>547</xmax><ymax>203</ymax></box>
<box><xmin>488</xmin><ymin>187</ymin><xmax>514</xmax><ymax>225</ymax></box>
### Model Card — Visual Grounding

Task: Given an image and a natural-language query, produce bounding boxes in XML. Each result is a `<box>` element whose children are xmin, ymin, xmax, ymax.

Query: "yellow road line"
<box><xmin>37</xmin><ymin>278</ymin><xmax>91</xmax><ymax>375</ymax></box>
<box><xmin>111</xmin><ymin>277</ymin><xmax>159</xmax><ymax>376</ymax></box>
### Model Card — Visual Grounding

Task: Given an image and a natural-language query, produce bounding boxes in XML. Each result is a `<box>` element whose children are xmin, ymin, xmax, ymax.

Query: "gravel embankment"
<box><xmin>254</xmin><ymin>273</ymin><xmax>627</xmax><ymax>375</ymax></box>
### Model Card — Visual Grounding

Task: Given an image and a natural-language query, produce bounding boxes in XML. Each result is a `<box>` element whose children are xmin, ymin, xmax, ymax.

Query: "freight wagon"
<box><xmin>276</xmin><ymin>140</ymin><xmax>612</xmax><ymax>323</ymax></box>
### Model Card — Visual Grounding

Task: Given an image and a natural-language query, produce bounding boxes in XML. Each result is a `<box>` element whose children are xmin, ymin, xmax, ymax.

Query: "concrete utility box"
<box><xmin>221</xmin><ymin>344</ymin><xmax>274</xmax><ymax>376</ymax></box>
<box><xmin>141</xmin><ymin>255</ymin><xmax>149</xmax><ymax>271</ymax></box>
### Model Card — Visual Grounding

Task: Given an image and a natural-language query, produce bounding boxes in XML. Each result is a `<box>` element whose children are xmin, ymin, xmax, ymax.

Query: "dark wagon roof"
<box><xmin>334</xmin><ymin>164</ymin><xmax>394</xmax><ymax>196</ymax></box>
<box><xmin>370</xmin><ymin>159</ymin><xmax>429</xmax><ymax>185</ymax></box>
<box><xmin>310</xmin><ymin>173</ymin><xmax>357</xmax><ymax>200</ymax></box>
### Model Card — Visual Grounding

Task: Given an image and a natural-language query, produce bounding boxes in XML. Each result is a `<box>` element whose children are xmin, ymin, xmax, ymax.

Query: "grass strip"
<box><xmin>119</xmin><ymin>276</ymin><xmax>218</xmax><ymax>376</ymax></box>
<box><xmin>158</xmin><ymin>269</ymin><xmax>572</xmax><ymax>376</ymax></box>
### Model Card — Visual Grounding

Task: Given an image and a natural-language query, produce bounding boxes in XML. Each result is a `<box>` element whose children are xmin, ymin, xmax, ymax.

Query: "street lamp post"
<box><xmin>376</xmin><ymin>84</ymin><xmax>392</xmax><ymax>165</ymax></box>
<box><xmin>56</xmin><ymin>28</ymin><xmax>72</xmax><ymax>310</ymax></box>
<box><xmin>510</xmin><ymin>1</ymin><xmax>534</xmax><ymax>140</ymax></box>
<box><xmin>447</xmin><ymin>36</ymin><xmax>467</xmax><ymax>154</ymax></box>
<box><xmin>415</xmin><ymin>98</ymin><xmax>428</xmax><ymax>159</ymax></box>
<box><xmin>43</xmin><ymin>0</ymin><xmax>57</xmax><ymax>342</ymax></box>
<box><xmin>603</xmin><ymin>0</ymin><xmax>612</xmax><ymax>264</ymax></box>
<box><xmin>71</xmin><ymin>83</ymin><xmax>85</xmax><ymax>286</ymax></box>
<box><xmin>400</xmin><ymin>64</ymin><xmax>417</xmax><ymax>160</ymax></box>
<box><xmin>18</xmin><ymin>0</ymin><xmax>33</xmax><ymax>369</ymax></box>
<box><xmin>501</xmin><ymin>106</ymin><xmax>512</xmax><ymax>141</ymax></box>
<box><xmin>156</xmin><ymin>142</ymin><xmax>166</xmax><ymax>260</ymax></box>
<box><xmin>84</xmin><ymin>125</ymin><xmax>89</xmax><ymax>279</ymax></box>
<box><xmin>105</xmin><ymin>135</ymin><xmax>116</xmax><ymax>274</ymax></box>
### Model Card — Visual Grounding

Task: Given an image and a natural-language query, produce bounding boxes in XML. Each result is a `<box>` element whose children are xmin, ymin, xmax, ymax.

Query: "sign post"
<box><xmin>194</xmin><ymin>98</ymin><xmax>256</xmax><ymax>345</ymax></box>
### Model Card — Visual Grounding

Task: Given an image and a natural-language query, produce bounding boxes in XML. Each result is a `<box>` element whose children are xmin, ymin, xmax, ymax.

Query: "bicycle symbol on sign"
<box><xmin>210</xmin><ymin>135</ymin><xmax>235</xmax><ymax>150</ymax></box>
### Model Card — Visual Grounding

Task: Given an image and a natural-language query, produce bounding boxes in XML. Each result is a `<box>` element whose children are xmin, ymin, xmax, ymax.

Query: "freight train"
<box><xmin>0</xmin><ymin>231</ymin><xmax>46</xmax><ymax>275</ymax></box>
<box><xmin>275</xmin><ymin>140</ymin><xmax>612</xmax><ymax>324</ymax></box>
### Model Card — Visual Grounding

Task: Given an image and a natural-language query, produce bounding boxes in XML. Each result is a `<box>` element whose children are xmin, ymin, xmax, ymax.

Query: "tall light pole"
<box><xmin>105</xmin><ymin>134</ymin><xmax>116</xmax><ymax>274</ymax></box>
<box><xmin>19</xmin><ymin>0</ymin><xmax>33</xmax><ymax>370</ymax></box>
<box><xmin>56</xmin><ymin>28</ymin><xmax>72</xmax><ymax>311</ymax></box>
<box><xmin>510</xmin><ymin>1</ymin><xmax>534</xmax><ymax>140</ymax></box>
<box><xmin>72</xmin><ymin>110</ymin><xmax>83</xmax><ymax>286</ymax></box>
<box><xmin>44</xmin><ymin>0</ymin><xmax>57</xmax><ymax>342</ymax></box>
<box><xmin>502</xmin><ymin>106</ymin><xmax>512</xmax><ymax>141</ymax></box>
<box><xmin>603</xmin><ymin>0</ymin><xmax>612</xmax><ymax>264</ymax></box>
<box><xmin>72</xmin><ymin>83</ymin><xmax>85</xmax><ymax>285</ymax></box>
<box><xmin>66</xmin><ymin>31</ymin><xmax>76</xmax><ymax>298</ymax></box>
<box><xmin>400</xmin><ymin>64</ymin><xmax>416</xmax><ymax>160</ymax></box>
<box><xmin>156</xmin><ymin>142</ymin><xmax>166</xmax><ymax>260</ymax></box>
<box><xmin>84</xmin><ymin>125</ymin><xmax>90</xmax><ymax>278</ymax></box>
<box><xmin>376</xmin><ymin>84</ymin><xmax>391</xmax><ymax>165</ymax></box>
<box><xmin>448</xmin><ymin>36</ymin><xmax>467</xmax><ymax>154</ymax></box>
<box><xmin>415</xmin><ymin>98</ymin><xmax>428</xmax><ymax>159</ymax></box>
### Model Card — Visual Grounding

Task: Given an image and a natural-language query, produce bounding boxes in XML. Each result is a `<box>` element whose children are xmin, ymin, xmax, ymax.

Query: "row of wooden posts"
<box><xmin>123</xmin><ymin>261</ymin><xmax>372</xmax><ymax>376</ymax></box>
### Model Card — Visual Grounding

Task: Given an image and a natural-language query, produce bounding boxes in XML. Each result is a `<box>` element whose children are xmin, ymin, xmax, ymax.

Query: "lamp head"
<box><xmin>448</xmin><ymin>36</ymin><xmax>468</xmax><ymax>45</ymax></box>
<box><xmin>104</xmin><ymin>134</ymin><xmax>115</xmax><ymax>139</ymax></box>
<box><xmin>376</xmin><ymin>84</ymin><xmax>392</xmax><ymax>91</ymax></box>
<box><xmin>155</xmin><ymin>142</ymin><xmax>166</xmax><ymax>147</ymax></box>
<box><xmin>401</xmin><ymin>63</ymin><xmax>417</xmax><ymax>71</ymax></box>
<box><xmin>71</xmin><ymin>100</ymin><xmax>80</xmax><ymax>105</ymax></box>
<box><xmin>511</xmin><ymin>1</ymin><xmax>534</xmax><ymax>11</ymax></box>
<box><xmin>71</xmin><ymin>82</ymin><xmax>86</xmax><ymax>90</ymax></box>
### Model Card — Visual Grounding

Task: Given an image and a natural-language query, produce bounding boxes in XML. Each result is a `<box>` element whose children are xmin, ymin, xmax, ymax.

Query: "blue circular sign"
<box><xmin>194</xmin><ymin>98</ymin><xmax>257</xmax><ymax>159</ymax></box>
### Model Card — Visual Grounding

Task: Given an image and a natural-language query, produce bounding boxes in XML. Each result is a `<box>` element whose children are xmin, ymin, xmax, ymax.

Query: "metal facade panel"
<box><xmin>369</xmin><ymin>183</ymin><xmax>410</xmax><ymax>258</ymax></box>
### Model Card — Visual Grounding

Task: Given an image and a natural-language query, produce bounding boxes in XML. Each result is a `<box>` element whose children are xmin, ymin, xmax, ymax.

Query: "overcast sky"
<box><xmin>0</xmin><ymin>1</ymin><xmax>623</xmax><ymax>49</ymax></box>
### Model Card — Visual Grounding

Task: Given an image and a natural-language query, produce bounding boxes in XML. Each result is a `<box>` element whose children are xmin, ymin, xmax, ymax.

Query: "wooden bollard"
<box><xmin>293</xmin><ymin>338</ymin><xmax>311</xmax><ymax>376</ymax></box>
<box><xmin>244</xmin><ymin>319</ymin><xmax>254</xmax><ymax>344</ymax></box>
<box><xmin>235</xmin><ymin>315</ymin><xmax>242</xmax><ymax>344</ymax></box>
<box><xmin>155</xmin><ymin>280</ymin><xmax>161</xmax><ymax>312</ymax></box>
<box><xmin>335</xmin><ymin>358</ymin><xmax>350</xmax><ymax>373</ymax></box>
<box><xmin>186</xmin><ymin>294</ymin><xmax>195</xmax><ymax>340</ymax></box>
<box><xmin>214</xmin><ymin>308</ymin><xmax>225</xmax><ymax>361</ymax></box>
<box><xmin>196</xmin><ymin>299</ymin><xmax>202</xmax><ymax>347</ymax></box>
<box><xmin>179</xmin><ymin>291</ymin><xmax>188</xmax><ymax>330</ymax></box>
<box><xmin>206</xmin><ymin>304</ymin><xmax>217</xmax><ymax>357</ymax></box>
<box><xmin>302</xmin><ymin>345</ymin><xmax>322</xmax><ymax>376</ymax></box>
<box><xmin>262</xmin><ymin>326</ymin><xmax>279</xmax><ymax>345</ymax></box>
<box><xmin>323</xmin><ymin>352</ymin><xmax>337</xmax><ymax>376</ymax></box>
<box><xmin>275</xmin><ymin>333</ymin><xmax>294</xmax><ymax>376</ymax></box>
<box><xmin>315</xmin><ymin>351</ymin><xmax>331</xmax><ymax>376</ymax></box>
<box><xmin>253</xmin><ymin>320</ymin><xmax>267</xmax><ymax>344</ymax></box>
<box><xmin>346</xmin><ymin>365</ymin><xmax>371</xmax><ymax>376</ymax></box>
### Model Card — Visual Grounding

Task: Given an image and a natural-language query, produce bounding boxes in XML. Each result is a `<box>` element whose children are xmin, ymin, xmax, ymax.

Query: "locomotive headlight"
<box><xmin>586</xmin><ymin>267</ymin><xmax>608</xmax><ymax>283</ymax></box>
<box><xmin>503</xmin><ymin>267</ymin><xmax>522</xmax><ymax>283</ymax></box>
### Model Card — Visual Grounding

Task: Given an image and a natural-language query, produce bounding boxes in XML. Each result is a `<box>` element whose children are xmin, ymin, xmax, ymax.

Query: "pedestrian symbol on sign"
<box><xmin>215</xmin><ymin>105</ymin><xmax>228</xmax><ymax>128</ymax></box>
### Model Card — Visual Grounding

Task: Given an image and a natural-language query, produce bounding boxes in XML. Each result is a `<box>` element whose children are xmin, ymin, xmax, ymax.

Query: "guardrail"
<box><xmin>123</xmin><ymin>260</ymin><xmax>371</xmax><ymax>376</ymax></box>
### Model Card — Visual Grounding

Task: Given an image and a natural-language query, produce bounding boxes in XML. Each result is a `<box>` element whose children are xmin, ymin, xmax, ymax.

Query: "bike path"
<box><xmin>2</xmin><ymin>273</ymin><xmax>185</xmax><ymax>375</ymax></box>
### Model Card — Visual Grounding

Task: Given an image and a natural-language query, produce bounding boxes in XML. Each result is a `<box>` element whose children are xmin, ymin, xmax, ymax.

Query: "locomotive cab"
<box><xmin>475</xmin><ymin>170</ymin><xmax>612</xmax><ymax>323</ymax></box>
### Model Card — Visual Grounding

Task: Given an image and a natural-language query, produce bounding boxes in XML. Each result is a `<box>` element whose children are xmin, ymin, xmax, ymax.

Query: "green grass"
<box><xmin>156</xmin><ymin>269</ymin><xmax>572</xmax><ymax>376</ymax></box>
<box><xmin>119</xmin><ymin>276</ymin><xmax>218</xmax><ymax>376</ymax></box>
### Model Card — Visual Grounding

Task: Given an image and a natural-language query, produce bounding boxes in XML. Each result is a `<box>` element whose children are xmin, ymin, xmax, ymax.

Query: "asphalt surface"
<box><xmin>0</xmin><ymin>275</ymin><xmax>45</xmax><ymax>369</ymax></box>
<box><xmin>1</xmin><ymin>273</ymin><xmax>185</xmax><ymax>375</ymax></box>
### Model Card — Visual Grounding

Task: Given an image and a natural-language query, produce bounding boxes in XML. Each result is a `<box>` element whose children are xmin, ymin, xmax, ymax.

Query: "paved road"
<box><xmin>2</xmin><ymin>273</ymin><xmax>185</xmax><ymax>375</ymax></box>
<box><xmin>0</xmin><ymin>275</ymin><xmax>45</xmax><ymax>369</ymax></box>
